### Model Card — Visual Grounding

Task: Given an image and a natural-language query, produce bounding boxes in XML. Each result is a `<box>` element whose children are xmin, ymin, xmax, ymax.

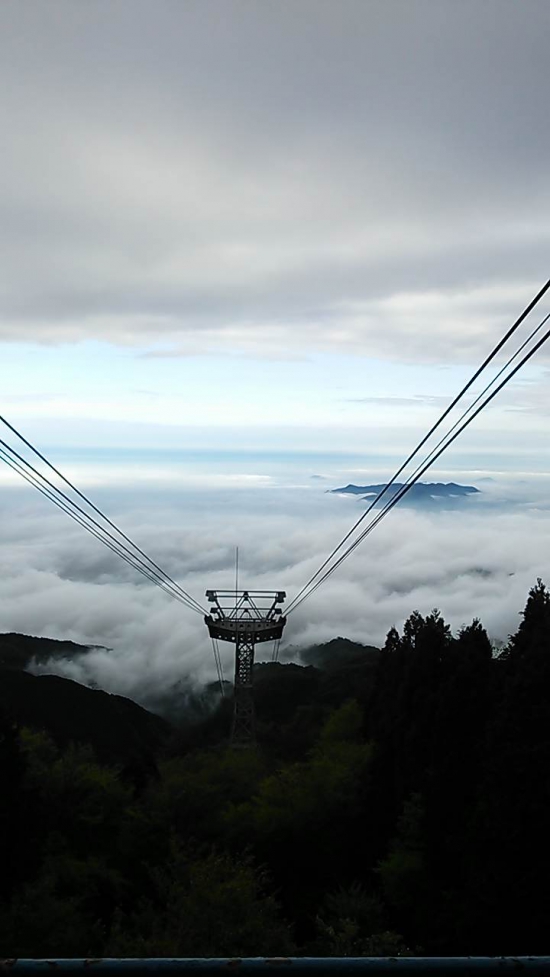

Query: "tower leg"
<box><xmin>232</xmin><ymin>633</ymin><xmax>256</xmax><ymax>746</ymax></box>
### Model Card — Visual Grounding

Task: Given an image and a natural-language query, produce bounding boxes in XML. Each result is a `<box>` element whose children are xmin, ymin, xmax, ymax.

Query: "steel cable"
<box><xmin>0</xmin><ymin>446</ymin><xmax>200</xmax><ymax>609</ymax></box>
<box><xmin>0</xmin><ymin>415</ymin><xmax>206</xmax><ymax>614</ymax></box>
<box><xmin>286</xmin><ymin>278</ymin><xmax>550</xmax><ymax>614</ymax></box>
<box><xmin>288</xmin><ymin>316</ymin><xmax>550</xmax><ymax>616</ymax></box>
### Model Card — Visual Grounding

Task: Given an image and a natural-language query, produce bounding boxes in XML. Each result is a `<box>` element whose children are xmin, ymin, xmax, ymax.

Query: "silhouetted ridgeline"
<box><xmin>0</xmin><ymin>668</ymin><xmax>170</xmax><ymax>777</ymax></box>
<box><xmin>0</xmin><ymin>630</ymin><xmax>99</xmax><ymax>670</ymax></box>
<box><xmin>331</xmin><ymin>481</ymin><xmax>480</xmax><ymax>508</ymax></box>
<box><xmin>1</xmin><ymin>580</ymin><xmax>549</xmax><ymax>958</ymax></box>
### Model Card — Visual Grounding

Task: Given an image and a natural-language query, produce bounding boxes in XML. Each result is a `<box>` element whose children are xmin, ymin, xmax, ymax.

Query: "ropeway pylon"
<box><xmin>204</xmin><ymin>590</ymin><xmax>286</xmax><ymax>746</ymax></box>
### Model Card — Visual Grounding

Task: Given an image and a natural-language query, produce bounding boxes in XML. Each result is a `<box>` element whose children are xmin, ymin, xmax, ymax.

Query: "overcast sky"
<box><xmin>0</xmin><ymin>0</ymin><xmax>549</xmax><ymax>456</ymax></box>
<box><xmin>1</xmin><ymin>2</ymin><xmax>549</xmax><ymax>690</ymax></box>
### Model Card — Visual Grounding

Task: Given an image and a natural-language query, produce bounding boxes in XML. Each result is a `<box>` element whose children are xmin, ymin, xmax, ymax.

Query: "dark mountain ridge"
<box><xmin>0</xmin><ymin>631</ymin><xmax>381</xmax><ymax>762</ymax></box>
<box><xmin>0</xmin><ymin>631</ymin><xmax>103</xmax><ymax>671</ymax></box>
<box><xmin>332</xmin><ymin>480</ymin><xmax>480</xmax><ymax>505</ymax></box>
<box><xmin>0</xmin><ymin>661</ymin><xmax>170</xmax><ymax>778</ymax></box>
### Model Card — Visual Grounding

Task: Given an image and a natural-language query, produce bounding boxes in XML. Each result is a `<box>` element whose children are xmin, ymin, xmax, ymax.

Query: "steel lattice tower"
<box><xmin>204</xmin><ymin>590</ymin><xmax>286</xmax><ymax>746</ymax></box>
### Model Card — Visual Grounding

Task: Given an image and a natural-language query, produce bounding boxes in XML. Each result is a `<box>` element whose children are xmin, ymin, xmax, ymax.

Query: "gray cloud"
<box><xmin>1</xmin><ymin>480</ymin><xmax>549</xmax><ymax>709</ymax></box>
<box><xmin>0</xmin><ymin>1</ymin><xmax>549</xmax><ymax>360</ymax></box>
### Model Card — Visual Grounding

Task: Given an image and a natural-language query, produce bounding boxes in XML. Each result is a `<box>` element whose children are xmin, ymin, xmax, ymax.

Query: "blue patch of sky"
<box><xmin>2</xmin><ymin>339</ymin><xmax>472</xmax><ymax>414</ymax></box>
<box><xmin>2</xmin><ymin>340</ymin><xmax>548</xmax><ymax>485</ymax></box>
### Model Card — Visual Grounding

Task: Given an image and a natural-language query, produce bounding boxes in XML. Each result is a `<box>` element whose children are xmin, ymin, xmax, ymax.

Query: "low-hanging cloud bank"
<box><xmin>1</xmin><ymin>482</ymin><xmax>548</xmax><ymax>710</ymax></box>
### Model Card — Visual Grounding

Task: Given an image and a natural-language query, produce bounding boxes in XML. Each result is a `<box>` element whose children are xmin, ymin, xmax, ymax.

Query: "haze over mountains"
<box><xmin>0</xmin><ymin>628</ymin><xmax>380</xmax><ymax>752</ymax></box>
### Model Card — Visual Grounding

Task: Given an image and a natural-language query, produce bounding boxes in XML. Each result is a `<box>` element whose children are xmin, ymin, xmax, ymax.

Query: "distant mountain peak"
<box><xmin>330</xmin><ymin>480</ymin><xmax>480</xmax><ymax>509</ymax></box>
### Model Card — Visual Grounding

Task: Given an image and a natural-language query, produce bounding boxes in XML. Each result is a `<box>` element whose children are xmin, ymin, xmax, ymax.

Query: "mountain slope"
<box><xmin>0</xmin><ymin>631</ymin><xmax>99</xmax><ymax>670</ymax></box>
<box><xmin>0</xmin><ymin>667</ymin><xmax>171</xmax><ymax>777</ymax></box>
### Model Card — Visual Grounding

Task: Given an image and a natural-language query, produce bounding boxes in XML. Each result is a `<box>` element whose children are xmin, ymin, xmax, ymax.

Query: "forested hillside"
<box><xmin>1</xmin><ymin>580</ymin><xmax>549</xmax><ymax>957</ymax></box>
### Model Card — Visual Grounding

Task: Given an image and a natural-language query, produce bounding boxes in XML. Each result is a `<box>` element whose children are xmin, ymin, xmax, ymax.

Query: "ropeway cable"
<box><xmin>0</xmin><ymin>414</ymin><xmax>206</xmax><ymax>614</ymax></box>
<box><xmin>216</xmin><ymin>638</ymin><xmax>226</xmax><ymax>694</ymax></box>
<box><xmin>0</xmin><ymin>442</ymin><xmax>225</xmax><ymax>680</ymax></box>
<box><xmin>0</xmin><ymin>442</ymin><xmax>226</xmax><ymax>682</ymax></box>
<box><xmin>362</xmin><ymin>309</ymin><xmax>550</xmax><ymax>536</ymax></box>
<box><xmin>336</xmin><ymin>306</ymin><xmax>550</xmax><ymax>579</ymax></box>
<box><xmin>285</xmin><ymin>278</ymin><xmax>550</xmax><ymax>615</ymax></box>
<box><xmin>288</xmin><ymin>319</ymin><xmax>550</xmax><ymax>614</ymax></box>
<box><xmin>210</xmin><ymin>637</ymin><xmax>226</xmax><ymax>697</ymax></box>
<box><xmin>271</xmin><ymin>638</ymin><xmax>281</xmax><ymax>662</ymax></box>
<box><xmin>287</xmin><ymin>314</ymin><xmax>550</xmax><ymax>616</ymax></box>
<box><xmin>0</xmin><ymin>430</ymin><xmax>204</xmax><ymax>614</ymax></box>
<box><xmin>216</xmin><ymin>638</ymin><xmax>226</xmax><ymax>695</ymax></box>
<box><xmin>0</xmin><ymin>437</ymin><xmax>205</xmax><ymax>615</ymax></box>
<box><xmin>0</xmin><ymin>444</ymin><xmax>201</xmax><ymax>610</ymax></box>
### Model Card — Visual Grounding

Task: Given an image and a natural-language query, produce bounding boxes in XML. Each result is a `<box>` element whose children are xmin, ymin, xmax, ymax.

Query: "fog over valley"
<box><xmin>1</xmin><ymin>453</ymin><xmax>549</xmax><ymax>711</ymax></box>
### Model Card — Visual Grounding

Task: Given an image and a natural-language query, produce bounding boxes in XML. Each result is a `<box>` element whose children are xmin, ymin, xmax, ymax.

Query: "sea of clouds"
<box><xmin>1</xmin><ymin>470</ymin><xmax>549</xmax><ymax>711</ymax></box>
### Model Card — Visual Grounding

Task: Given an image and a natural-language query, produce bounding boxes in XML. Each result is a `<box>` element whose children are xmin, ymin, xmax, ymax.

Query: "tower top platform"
<box><xmin>204</xmin><ymin>589</ymin><xmax>286</xmax><ymax>644</ymax></box>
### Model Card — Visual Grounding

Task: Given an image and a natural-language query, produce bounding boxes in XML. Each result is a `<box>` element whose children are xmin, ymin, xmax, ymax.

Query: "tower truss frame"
<box><xmin>204</xmin><ymin>590</ymin><xmax>286</xmax><ymax>745</ymax></box>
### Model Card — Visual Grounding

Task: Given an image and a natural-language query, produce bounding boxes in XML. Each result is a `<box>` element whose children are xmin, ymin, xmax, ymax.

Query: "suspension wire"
<box><xmin>0</xmin><ymin>415</ymin><xmax>207</xmax><ymax>614</ymax></box>
<box><xmin>365</xmin><ymin>309</ymin><xmax>550</xmax><ymax>528</ymax></box>
<box><xmin>288</xmin><ymin>318</ymin><xmax>550</xmax><ymax>616</ymax></box>
<box><xmin>0</xmin><ymin>445</ymin><xmax>201</xmax><ymax>609</ymax></box>
<box><xmin>272</xmin><ymin>638</ymin><xmax>281</xmax><ymax>663</ymax></box>
<box><xmin>0</xmin><ymin>439</ymin><xmax>205</xmax><ymax>616</ymax></box>
<box><xmin>0</xmin><ymin>435</ymin><xmax>206</xmax><ymax>615</ymax></box>
<box><xmin>0</xmin><ymin>438</ymin><xmax>207</xmax><ymax>615</ymax></box>
<box><xmin>286</xmin><ymin>278</ymin><xmax>550</xmax><ymax>614</ymax></box>
<box><xmin>210</xmin><ymin>637</ymin><xmax>221</xmax><ymax>690</ymax></box>
<box><xmin>326</xmin><ymin>306</ymin><xmax>550</xmax><ymax>581</ymax></box>
<box><xmin>210</xmin><ymin>637</ymin><xmax>225</xmax><ymax>696</ymax></box>
<box><xmin>290</xmin><ymin>320</ymin><xmax>550</xmax><ymax>612</ymax></box>
<box><xmin>215</xmin><ymin>638</ymin><xmax>226</xmax><ymax>693</ymax></box>
<box><xmin>2</xmin><ymin>441</ymin><xmax>232</xmax><ymax>692</ymax></box>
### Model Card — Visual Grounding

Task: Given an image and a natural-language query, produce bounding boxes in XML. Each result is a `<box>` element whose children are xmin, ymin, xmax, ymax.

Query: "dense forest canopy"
<box><xmin>1</xmin><ymin>580</ymin><xmax>550</xmax><ymax>957</ymax></box>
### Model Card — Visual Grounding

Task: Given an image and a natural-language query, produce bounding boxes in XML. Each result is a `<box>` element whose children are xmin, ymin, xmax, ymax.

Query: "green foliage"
<box><xmin>2</xmin><ymin>582</ymin><xmax>550</xmax><ymax>956</ymax></box>
<box><xmin>507</xmin><ymin>578</ymin><xmax>550</xmax><ymax>658</ymax></box>
<box><xmin>313</xmin><ymin>917</ymin><xmax>411</xmax><ymax>957</ymax></box>
<box><xmin>318</xmin><ymin>698</ymin><xmax>364</xmax><ymax>744</ymax></box>
<box><xmin>144</xmin><ymin>746</ymin><xmax>267</xmax><ymax>843</ymax></box>
<box><xmin>310</xmin><ymin>883</ymin><xmax>410</xmax><ymax>956</ymax></box>
<box><xmin>20</xmin><ymin>729</ymin><xmax>132</xmax><ymax>856</ymax></box>
<box><xmin>106</xmin><ymin>844</ymin><xmax>293</xmax><ymax>957</ymax></box>
<box><xmin>324</xmin><ymin>881</ymin><xmax>385</xmax><ymax>927</ymax></box>
<box><xmin>225</xmin><ymin>701</ymin><xmax>371</xmax><ymax>847</ymax></box>
<box><xmin>0</xmin><ymin>666</ymin><xmax>169</xmax><ymax>778</ymax></box>
<box><xmin>378</xmin><ymin>794</ymin><xmax>427</xmax><ymax>913</ymax></box>
<box><xmin>0</xmin><ymin>869</ymin><xmax>104</xmax><ymax>957</ymax></box>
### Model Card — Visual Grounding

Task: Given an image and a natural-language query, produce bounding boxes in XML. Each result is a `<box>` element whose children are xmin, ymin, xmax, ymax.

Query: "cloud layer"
<box><xmin>1</xmin><ymin>481</ymin><xmax>549</xmax><ymax>709</ymax></box>
<box><xmin>1</xmin><ymin>1</ymin><xmax>549</xmax><ymax>359</ymax></box>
